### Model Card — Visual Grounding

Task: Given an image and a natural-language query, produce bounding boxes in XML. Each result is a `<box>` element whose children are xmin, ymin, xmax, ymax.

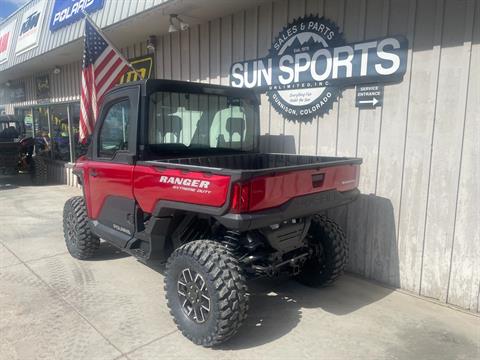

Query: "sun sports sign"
<box><xmin>230</xmin><ymin>15</ymin><xmax>408</xmax><ymax>121</ymax></box>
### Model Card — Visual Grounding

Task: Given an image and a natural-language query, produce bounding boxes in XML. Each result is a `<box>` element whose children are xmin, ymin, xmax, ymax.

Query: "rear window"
<box><xmin>148</xmin><ymin>92</ymin><xmax>259</xmax><ymax>151</ymax></box>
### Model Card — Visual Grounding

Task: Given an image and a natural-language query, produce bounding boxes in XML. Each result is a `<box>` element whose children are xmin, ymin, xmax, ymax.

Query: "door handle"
<box><xmin>90</xmin><ymin>169</ymin><xmax>98</xmax><ymax>177</ymax></box>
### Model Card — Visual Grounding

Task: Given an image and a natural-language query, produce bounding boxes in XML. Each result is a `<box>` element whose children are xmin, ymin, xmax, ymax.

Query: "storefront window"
<box><xmin>50</xmin><ymin>104</ymin><xmax>70</xmax><ymax>161</ymax></box>
<box><xmin>15</xmin><ymin>108</ymin><xmax>34</xmax><ymax>138</ymax></box>
<box><xmin>33</xmin><ymin>107</ymin><xmax>50</xmax><ymax>157</ymax></box>
<box><xmin>70</xmin><ymin>103</ymin><xmax>89</xmax><ymax>161</ymax></box>
<box><xmin>14</xmin><ymin>102</ymin><xmax>87</xmax><ymax>163</ymax></box>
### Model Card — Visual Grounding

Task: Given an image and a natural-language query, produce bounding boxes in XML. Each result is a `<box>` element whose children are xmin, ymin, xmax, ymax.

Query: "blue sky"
<box><xmin>0</xmin><ymin>0</ymin><xmax>28</xmax><ymax>22</ymax></box>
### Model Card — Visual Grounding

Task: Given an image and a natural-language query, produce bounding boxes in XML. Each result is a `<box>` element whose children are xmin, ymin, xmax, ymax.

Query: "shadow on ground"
<box><xmin>218</xmin><ymin>275</ymin><xmax>393</xmax><ymax>350</ymax></box>
<box><xmin>91</xmin><ymin>192</ymin><xmax>399</xmax><ymax>350</ymax></box>
<box><xmin>90</xmin><ymin>241</ymin><xmax>130</xmax><ymax>261</ymax></box>
<box><xmin>0</xmin><ymin>173</ymin><xmax>62</xmax><ymax>189</ymax></box>
<box><xmin>0</xmin><ymin>174</ymin><xmax>26</xmax><ymax>190</ymax></box>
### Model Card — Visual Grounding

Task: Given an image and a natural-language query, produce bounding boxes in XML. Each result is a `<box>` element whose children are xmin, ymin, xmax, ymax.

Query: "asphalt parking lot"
<box><xmin>0</xmin><ymin>175</ymin><xmax>479</xmax><ymax>360</ymax></box>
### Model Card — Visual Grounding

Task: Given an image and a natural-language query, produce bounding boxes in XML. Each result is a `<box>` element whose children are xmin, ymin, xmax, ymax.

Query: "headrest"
<box><xmin>162</xmin><ymin>115</ymin><xmax>183</xmax><ymax>134</ymax></box>
<box><xmin>225</xmin><ymin>117</ymin><xmax>245</xmax><ymax>138</ymax></box>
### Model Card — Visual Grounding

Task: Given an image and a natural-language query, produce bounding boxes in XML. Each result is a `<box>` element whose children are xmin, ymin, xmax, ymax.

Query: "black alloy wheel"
<box><xmin>177</xmin><ymin>267</ymin><xmax>211</xmax><ymax>324</ymax></box>
<box><xmin>165</xmin><ymin>240</ymin><xmax>249</xmax><ymax>347</ymax></box>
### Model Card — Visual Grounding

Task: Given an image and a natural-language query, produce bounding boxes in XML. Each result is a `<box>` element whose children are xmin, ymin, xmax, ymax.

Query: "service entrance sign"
<box><xmin>355</xmin><ymin>84</ymin><xmax>383</xmax><ymax>108</ymax></box>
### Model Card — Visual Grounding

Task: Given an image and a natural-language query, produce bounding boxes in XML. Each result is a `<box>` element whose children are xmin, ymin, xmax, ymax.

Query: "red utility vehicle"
<box><xmin>63</xmin><ymin>79</ymin><xmax>361</xmax><ymax>346</ymax></box>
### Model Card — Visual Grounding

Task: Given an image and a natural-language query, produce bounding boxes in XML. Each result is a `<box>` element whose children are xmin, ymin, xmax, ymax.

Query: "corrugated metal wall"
<box><xmin>3</xmin><ymin>60</ymin><xmax>82</xmax><ymax>113</ymax></box>
<box><xmin>151</xmin><ymin>0</ymin><xmax>479</xmax><ymax>311</ymax></box>
<box><xmin>0</xmin><ymin>0</ymin><xmax>168</xmax><ymax>72</ymax></box>
<box><xmin>1</xmin><ymin>0</ymin><xmax>478</xmax><ymax>312</ymax></box>
<box><xmin>3</xmin><ymin>45</ymin><xmax>148</xmax><ymax>110</ymax></box>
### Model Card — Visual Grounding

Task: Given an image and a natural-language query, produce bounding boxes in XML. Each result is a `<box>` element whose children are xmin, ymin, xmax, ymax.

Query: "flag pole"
<box><xmin>81</xmin><ymin>10</ymin><xmax>144</xmax><ymax>81</ymax></box>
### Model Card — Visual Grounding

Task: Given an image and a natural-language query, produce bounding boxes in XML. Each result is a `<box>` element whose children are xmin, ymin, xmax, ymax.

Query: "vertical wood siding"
<box><xmin>3</xmin><ymin>0</ymin><xmax>478</xmax><ymax>312</ymax></box>
<box><xmin>154</xmin><ymin>0</ymin><xmax>479</xmax><ymax>311</ymax></box>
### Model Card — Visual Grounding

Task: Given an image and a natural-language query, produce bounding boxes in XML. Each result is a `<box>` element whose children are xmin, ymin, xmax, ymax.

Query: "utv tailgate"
<box><xmin>134</xmin><ymin>153</ymin><xmax>361</xmax><ymax>218</ymax></box>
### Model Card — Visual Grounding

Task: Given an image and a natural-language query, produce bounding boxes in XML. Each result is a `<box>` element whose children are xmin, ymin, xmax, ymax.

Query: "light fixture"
<box><xmin>5</xmin><ymin>80</ymin><xmax>11</xmax><ymax>87</ymax></box>
<box><xmin>146</xmin><ymin>35</ymin><xmax>157</xmax><ymax>53</ymax></box>
<box><xmin>168</xmin><ymin>14</ymin><xmax>178</xmax><ymax>32</ymax></box>
<box><xmin>53</xmin><ymin>66</ymin><xmax>61</xmax><ymax>75</ymax></box>
<box><xmin>179</xmin><ymin>19</ymin><xmax>189</xmax><ymax>31</ymax></box>
<box><xmin>169</xmin><ymin>14</ymin><xmax>189</xmax><ymax>33</ymax></box>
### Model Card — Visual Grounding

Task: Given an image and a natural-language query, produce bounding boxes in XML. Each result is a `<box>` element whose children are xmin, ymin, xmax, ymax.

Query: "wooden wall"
<box><xmin>152</xmin><ymin>0</ymin><xmax>479</xmax><ymax>311</ymax></box>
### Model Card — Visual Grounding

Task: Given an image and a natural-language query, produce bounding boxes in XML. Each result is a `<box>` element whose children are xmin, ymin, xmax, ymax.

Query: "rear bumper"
<box><xmin>215</xmin><ymin>188</ymin><xmax>360</xmax><ymax>231</ymax></box>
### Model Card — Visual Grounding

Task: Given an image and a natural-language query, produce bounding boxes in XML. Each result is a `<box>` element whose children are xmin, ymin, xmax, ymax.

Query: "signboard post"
<box><xmin>355</xmin><ymin>84</ymin><xmax>384</xmax><ymax>108</ymax></box>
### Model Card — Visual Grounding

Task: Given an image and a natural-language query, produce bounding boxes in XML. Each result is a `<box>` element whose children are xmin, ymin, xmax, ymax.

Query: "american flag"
<box><xmin>79</xmin><ymin>18</ymin><xmax>131</xmax><ymax>143</ymax></box>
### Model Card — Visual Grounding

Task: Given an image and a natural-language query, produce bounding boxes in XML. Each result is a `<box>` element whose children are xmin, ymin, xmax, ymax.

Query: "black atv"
<box><xmin>0</xmin><ymin>115</ymin><xmax>47</xmax><ymax>185</ymax></box>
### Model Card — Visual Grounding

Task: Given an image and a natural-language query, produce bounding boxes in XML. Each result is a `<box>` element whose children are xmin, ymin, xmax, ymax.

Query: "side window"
<box><xmin>98</xmin><ymin>100</ymin><xmax>130</xmax><ymax>158</ymax></box>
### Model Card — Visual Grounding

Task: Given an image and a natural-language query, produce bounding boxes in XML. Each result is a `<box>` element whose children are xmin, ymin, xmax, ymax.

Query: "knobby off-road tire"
<box><xmin>296</xmin><ymin>215</ymin><xmax>348</xmax><ymax>287</ymax></box>
<box><xmin>63</xmin><ymin>196</ymin><xmax>100</xmax><ymax>260</ymax></box>
<box><xmin>31</xmin><ymin>156</ymin><xmax>47</xmax><ymax>185</ymax></box>
<box><xmin>165</xmin><ymin>240</ymin><xmax>249</xmax><ymax>347</ymax></box>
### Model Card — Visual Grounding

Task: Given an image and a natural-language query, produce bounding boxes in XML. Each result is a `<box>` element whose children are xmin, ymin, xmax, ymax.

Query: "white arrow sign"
<box><xmin>358</xmin><ymin>97</ymin><xmax>379</xmax><ymax>106</ymax></box>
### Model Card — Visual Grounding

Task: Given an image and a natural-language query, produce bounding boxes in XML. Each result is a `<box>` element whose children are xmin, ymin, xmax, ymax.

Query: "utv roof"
<box><xmin>114</xmin><ymin>79</ymin><xmax>259</xmax><ymax>102</ymax></box>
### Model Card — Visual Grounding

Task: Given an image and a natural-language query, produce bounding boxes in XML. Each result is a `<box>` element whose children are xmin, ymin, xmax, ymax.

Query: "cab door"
<box><xmin>86</xmin><ymin>86</ymin><xmax>140</xmax><ymax>248</ymax></box>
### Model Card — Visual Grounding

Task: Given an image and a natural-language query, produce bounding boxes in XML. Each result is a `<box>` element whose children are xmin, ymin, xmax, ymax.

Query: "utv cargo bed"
<box><xmin>141</xmin><ymin>153</ymin><xmax>362</xmax><ymax>178</ymax></box>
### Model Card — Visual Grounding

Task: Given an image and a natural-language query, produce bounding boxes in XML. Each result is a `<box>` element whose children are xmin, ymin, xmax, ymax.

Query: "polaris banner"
<box><xmin>230</xmin><ymin>15</ymin><xmax>408</xmax><ymax>121</ymax></box>
<box><xmin>49</xmin><ymin>0</ymin><xmax>105</xmax><ymax>32</ymax></box>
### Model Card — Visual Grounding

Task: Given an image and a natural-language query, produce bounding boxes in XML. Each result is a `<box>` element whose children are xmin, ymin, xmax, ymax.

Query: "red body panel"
<box><xmin>76</xmin><ymin>158</ymin><xmax>134</xmax><ymax>219</ymax></box>
<box><xmin>78</xmin><ymin>157</ymin><xmax>359</xmax><ymax>217</ymax></box>
<box><xmin>133</xmin><ymin>166</ymin><xmax>231</xmax><ymax>213</ymax></box>
<box><xmin>242</xmin><ymin>164</ymin><xmax>360</xmax><ymax>212</ymax></box>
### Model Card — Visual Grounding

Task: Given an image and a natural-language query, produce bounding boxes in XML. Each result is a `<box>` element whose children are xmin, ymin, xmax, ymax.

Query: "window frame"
<box><xmin>91</xmin><ymin>85</ymin><xmax>140</xmax><ymax>164</ymax></box>
<box><xmin>97</xmin><ymin>98</ymin><xmax>131</xmax><ymax>159</ymax></box>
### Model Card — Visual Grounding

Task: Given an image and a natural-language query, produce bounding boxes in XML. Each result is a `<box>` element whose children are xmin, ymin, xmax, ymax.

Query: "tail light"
<box><xmin>230</xmin><ymin>183</ymin><xmax>251</xmax><ymax>213</ymax></box>
<box><xmin>230</xmin><ymin>178</ymin><xmax>268</xmax><ymax>213</ymax></box>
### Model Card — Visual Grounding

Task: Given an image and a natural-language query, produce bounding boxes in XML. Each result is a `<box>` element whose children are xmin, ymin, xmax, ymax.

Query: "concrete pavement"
<box><xmin>0</xmin><ymin>174</ymin><xmax>479</xmax><ymax>359</ymax></box>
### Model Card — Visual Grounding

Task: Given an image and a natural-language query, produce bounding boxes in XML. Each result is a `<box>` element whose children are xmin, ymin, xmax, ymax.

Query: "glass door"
<box><xmin>50</xmin><ymin>104</ymin><xmax>70</xmax><ymax>161</ymax></box>
<box><xmin>33</xmin><ymin>107</ymin><xmax>50</xmax><ymax>158</ymax></box>
<box><xmin>69</xmin><ymin>103</ymin><xmax>88</xmax><ymax>161</ymax></box>
<box><xmin>15</xmin><ymin>108</ymin><xmax>34</xmax><ymax>138</ymax></box>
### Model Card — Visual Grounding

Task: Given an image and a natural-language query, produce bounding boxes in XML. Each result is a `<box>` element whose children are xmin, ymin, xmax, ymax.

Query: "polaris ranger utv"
<box><xmin>0</xmin><ymin>115</ymin><xmax>47</xmax><ymax>184</ymax></box>
<box><xmin>63</xmin><ymin>79</ymin><xmax>361</xmax><ymax>346</ymax></box>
